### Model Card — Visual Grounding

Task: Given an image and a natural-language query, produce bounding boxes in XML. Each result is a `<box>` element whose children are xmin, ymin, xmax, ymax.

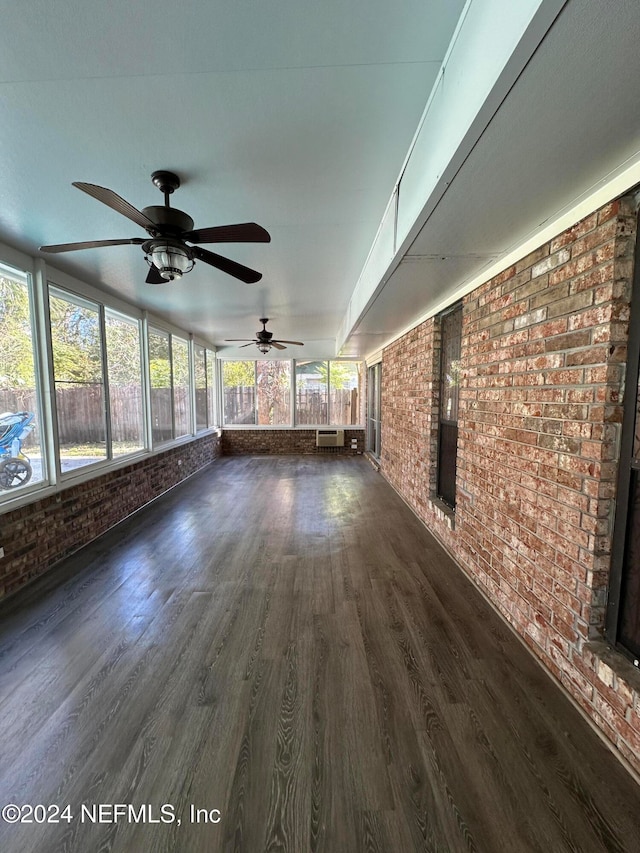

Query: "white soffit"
<box><xmin>339</xmin><ymin>0</ymin><xmax>640</xmax><ymax>358</ymax></box>
<box><xmin>337</xmin><ymin>0</ymin><xmax>566</xmax><ymax>353</ymax></box>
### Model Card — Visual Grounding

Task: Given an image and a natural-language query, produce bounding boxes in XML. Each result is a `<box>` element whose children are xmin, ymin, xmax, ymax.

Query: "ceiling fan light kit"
<box><xmin>144</xmin><ymin>241</ymin><xmax>194</xmax><ymax>282</ymax></box>
<box><xmin>39</xmin><ymin>170</ymin><xmax>270</xmax><ymax>285</ymax></box>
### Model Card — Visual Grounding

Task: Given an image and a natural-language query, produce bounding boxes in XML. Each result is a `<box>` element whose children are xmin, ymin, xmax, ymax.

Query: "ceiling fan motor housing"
<box><xmin>258</xmin><ymin>318</ymin><xmax>273</xmax><ymax>340</ymax></box>
<box><xmin>141</xmin><ymin>205</ymin><xmax>194</xmax><ymax>235</ymax></box>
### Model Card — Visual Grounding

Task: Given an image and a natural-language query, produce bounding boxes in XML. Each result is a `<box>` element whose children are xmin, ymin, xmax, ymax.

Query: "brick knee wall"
<box><xmin>381</xmin><ymin>195</ymin><xmax>640</xmax><ymax>775</ymax></box>
<box><xmin>0</xmin><ymin>432</ymin><xmax>221</xmax><ymax>600</ymax></box>
<box><xmin>221</xmin><ymin>428</ymin><xmax>365</xmax><ymax>455</ymax></box>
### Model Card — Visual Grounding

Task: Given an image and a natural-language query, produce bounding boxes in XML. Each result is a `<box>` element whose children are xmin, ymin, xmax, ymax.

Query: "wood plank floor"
<box><xmin>1</xmin><ymin>455</ymin><xmax>639</xmax><ymax>852</ymax></box>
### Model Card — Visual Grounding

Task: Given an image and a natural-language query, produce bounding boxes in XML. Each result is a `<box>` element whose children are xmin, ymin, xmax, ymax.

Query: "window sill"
<box><xmin>0</xmin><ymin>431</ymin><xmax>220</xmax><ymax>516</ymax></box>
<box><xmin>586</xmin><ymin>638</ymin><xmax>640</xmax><ymax>695</ymax></box>
<box><xmin>364</xmin><ymin>451</ymin><xmax>381</xmax><ymax>471</ymax></box>
<box><xmin>429</xmin><ymin>494</ymin><xmax>456</xmax><ymax>530</ymax></box>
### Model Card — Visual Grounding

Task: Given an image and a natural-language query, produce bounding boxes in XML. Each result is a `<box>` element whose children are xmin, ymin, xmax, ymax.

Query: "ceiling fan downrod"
<box><xmin>151</xmin><ymin>170</ymin><xmax>180</xmax><ymax>208</ymax></box>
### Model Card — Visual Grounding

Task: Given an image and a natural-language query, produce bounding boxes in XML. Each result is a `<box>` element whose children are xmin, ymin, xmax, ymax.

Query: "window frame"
<box><xmin>194</xmin><ymin>343</ymin><xmax>208</xmax><ymax>432</ymax></box>
<box><xmin>606</xmin><ymin>207</ymin><xmax>640</xmax><ymax>664</ymax></box>
<box><xmin>104</xmin><ymin>307</ymin><xmax>147</xmax><ymax>458</ymax></box>
<box><xmin>205</xmin><ymin>348</ymin><xmax>217</xmax><ymax>429</ymax></box>
<box><xmin>295</xmin><ymin>359</ymin><xmax>329</xmax><ymax>427</ymax></box>
<box><xmin>436</xmin><ymin>302</ymin><xmax>463</xmax><ymax>509</ymax></box>
<box><xmin>367</xmin><ymin>361</ymin><xmax>382</xmax><ymax>458</ymax></box>
<box><xmin>171</xmin><ymin>333</ymin><xmax>192</xmax><ymax>439</ymax></box>
<box><xmin>219</xmin><ymin>357</ymin><xmax>365</xmax><ymax>429</ymax></box>
<box><xmin>0</xmin><ymin>254</ymin><xmax>218</xmax><ymax>514</ymax></box>
<box><xmin>328</xmin><ymin>359</ymin><xmax>363</xmax><ymax>427</ymax></box>
<box><xmin>148</xmin><ymin>325</ymin><xmax>175</xmax><ymax>446</ymax></box>
<box><xmin>47</xmin><ymin>283</ymin><xmax>109</xmax><ymax>477</ymax></box>
<box><xmin>0</xmin><ymin>260</ymin><xmax>48</xmax><ymax>500</ymax></box>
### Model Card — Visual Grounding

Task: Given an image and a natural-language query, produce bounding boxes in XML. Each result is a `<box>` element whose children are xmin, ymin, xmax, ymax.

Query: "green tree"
<box><xmin>49</xmin><ymin>293</ymin><xmax>102</xmax><ymax>383</ymax></box>
<box><xmin>148</xmin><ymin>330</ymin><xmax>171</xmax><ymax>388</ymax></box>
<box><xmin>149</xmin><ymin>358</ymin><xmax>171</xmax><ymax>387</ymax></box>
<box><xmin>222</xmin><ymin>360</ymin><xmax>255</xmax><ymax>387</ymax></box>
<box><xmin>105</xmin><ymin>315</ymin><xmax>142</xmax><ymax>386</ymax></box>
<box><xmin>0</xmin><ymin>276</ymin><xmax>36</xmax><ymax>389</ymax></box>
<box><xmin>320</xmin><ymin>361</ymin><xmax>359</xmax><ymax>390</ymax></box>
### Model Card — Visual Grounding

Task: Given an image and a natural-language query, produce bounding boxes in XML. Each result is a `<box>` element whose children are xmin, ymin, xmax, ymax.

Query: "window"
<box><xmin>329</xmin><ymin>360</ymin><xmax>362</xmax><ymax>425</ymax></box>
<box><xmin>0</xmin><ymin>265</ymin><xmax>45</xmax><ymax>492</ymax></box>
<box><xmin>222</xmin><ymin>360</ymin><xmax>256</xmax><ymax>424</ymax></box>
<box><xmin>148</xmin><ymin>328</ymin><xmax>173</xmax><ymax>444</ymax></box>
<box><xmin>256</xmin><ymin>361</ymin><xmax>291</xmax><ymax>425</ymax></box>
<box><xmin>296</xmin><ymin>360</ymin><xmax>327</xmax><ymax>425</ymax></box>
<box><xmin>172</xmin><ymin>336</ymin><xmax>190</xmax><ymax>437</ymax></box>
<box><xmin>206</xmin><ymin>349</ymin><xmax>216</xmax><ymax>428</ymax></box>
<box><xmin>608</xmin><ymin>209</ymin><xmax>640</xmax><ymax>663</ymax></box>
<box><xmin>437</xmin><ymin>303</ymin><xmax>462</xmax><ymax>508</ymax></box>
<box><xmin>49</xmin><ymin>287</ymin><xmax>107</xmax><ymax>473</ymax></box>
<box><xmin>193</xmin><ymin>346</ymin><xmax>217</xmax><ymax>431</ymax></box>
<box><xmin>195</xmin><ymin>345</ymin><xmax>207</xmax><ymax>432</ymax></box>
<box><xmin>222</xmin><ymin>359</ymin><xmax>364</xmax><ymax>427</ymax></box>
<box><xmin>296</xmin><ymin>360</ymin><xmax>362</xmax><ymax>425</ymax></box>
<box><xmin>105</xmin><ymin>311</ymin><xmax>145</xmax><ymax>456</ymax></box>
<box><xmin>222</xmin><ymin>360</ymin><xmax>291</xmax><ymax>426</ymax></box>
<box><xmin>367</xmin><ymin>362</ymin><xmax>382</xmax><ymax>458</ymax></box>
<box><xmin>2</xmin><ymin>261</ymin><xmax>214</xmax><ymax>504</ymax></box>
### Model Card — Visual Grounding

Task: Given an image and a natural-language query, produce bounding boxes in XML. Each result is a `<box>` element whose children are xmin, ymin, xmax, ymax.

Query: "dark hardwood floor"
<box><xmin>1</xmin><ymin>455</ymin><xmax>639</xmax><ymax>852</ymax></box>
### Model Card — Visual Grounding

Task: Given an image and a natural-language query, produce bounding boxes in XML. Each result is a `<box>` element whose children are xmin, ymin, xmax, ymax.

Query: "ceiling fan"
<box><xmin>226</xmin><ymin>318</ymin><xmax>304</xmax><ymax>353</ymax></box>
<box><xmin>39</xmin><ymin>170</ymin><xmax>270</xmax><ymax>284</ymax></box>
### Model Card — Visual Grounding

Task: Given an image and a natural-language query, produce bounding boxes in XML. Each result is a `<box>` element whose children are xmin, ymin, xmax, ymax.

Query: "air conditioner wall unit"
<box><xmin>316</xmin><ymin>429</ymin><xmax>344</xmax><ymax>447</ymax></box>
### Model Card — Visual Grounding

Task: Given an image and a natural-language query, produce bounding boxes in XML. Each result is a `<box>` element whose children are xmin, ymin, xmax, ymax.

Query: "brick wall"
<box><xmin>380</xmin><ymin>196</ymin><xmax>640</xmax><ymax>775</ymax></box>
<box><xmin>222</xmin><ymin>428</ymin><xmax>365</xmax><ymax>455</ymax></box>
<box><xmin>382</xmin><ymin>317</ymin><xmax>447</xmax><ymax>533</ymax></box>
<box><xmin>0</xmin><ymin>432</ymin><xmax>221</xmax><ymax>600</ymax></box>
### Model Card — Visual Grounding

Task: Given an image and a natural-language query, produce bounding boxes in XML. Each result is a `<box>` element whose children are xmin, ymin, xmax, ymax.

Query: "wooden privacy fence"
<box><xmin>224</xmin><ymin>387</ymin><xmax>256</xmax><ymax>424</ymax></box>
<box><xmin>56</xmin><ymin>385</ymin><xmax>146</xmax><ymax>443</ymax></box>
<box><xmin>1</xmin><ymin>384</ymin><xmax>361</xmax><ymax>443</ymax></box>
<box><xmin>0</xmin><ymin>386</ymin><xmax>144</xmax><ymax>445</ymax></box>
<box><xmin>296</xmin><ymin>388</ymin><xmax>359</xmax><ymax>425</ymax></box>
<box><xmin>223</xmin><ymin>387</ymin><xmax>359</xmax><ymax>425</ymax></box>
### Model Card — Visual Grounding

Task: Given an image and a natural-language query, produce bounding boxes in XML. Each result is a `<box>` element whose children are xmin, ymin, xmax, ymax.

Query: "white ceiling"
<box><xmin>1</xmin><ymin>0</ymin><xmax>639</xmax><ymax>359</ymax></box>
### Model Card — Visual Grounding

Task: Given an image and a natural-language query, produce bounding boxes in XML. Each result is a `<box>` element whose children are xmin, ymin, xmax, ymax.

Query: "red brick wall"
<box><xmin>382</xmin><ymin>317</ymin><xmax>445</xmax><ymax>532</ymax></box>
<box><xmin>381</xmin><ymin>196</ymin><xmax>640</xmax><ymax>774</ymax></box>
<box><xmin>222</xmin><ymin>428</ymin><xmax>365</xmax><ymax>455</ymax></box>
<box><xmin>0</xmin><ymin>432</ymin><xmax>221</xmax><ymax>600</ymax></box>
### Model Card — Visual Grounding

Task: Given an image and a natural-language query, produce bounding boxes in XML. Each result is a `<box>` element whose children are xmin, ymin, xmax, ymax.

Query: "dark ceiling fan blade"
<box><xmin>184</xmin><ymin>223</ymin><xmax>271</xmax><ymax>244</ymax></box>
<box><xmin>40</xmin><ymin>238</ymin><xmax>146</xmax><ymax>253</ymax></box>
<box><xmin>225</xmin><ymin>338</ymin><xmax>256</xmax><ymax>342</ymax></box>
<box><xmin>270</xmin><ymin>341</ymin><xmax>287</xmax><ymax>350</ymax></box>
<box><xmin>238</xmin><ymin>342</ymin><xmax>257</xmax><ymax>348</ymax></box>
<box><xmin>191</xmin><ymin>246</ymin><xmax>262</xmax><ymax>283</ymax></box>
<box><xmin>272</xmin><ymin>339</ymin><xmax>305</xmax><ymax>346</ymax></box>
<box><xmin>145</xmin><ymin>265</ymin><xmax>166</xmax><ymax>284</ymax></box>
<box><xmin>73</xmin><ymin>182</ymin><xmax>157</xmax><ymax>231</ymax></box>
